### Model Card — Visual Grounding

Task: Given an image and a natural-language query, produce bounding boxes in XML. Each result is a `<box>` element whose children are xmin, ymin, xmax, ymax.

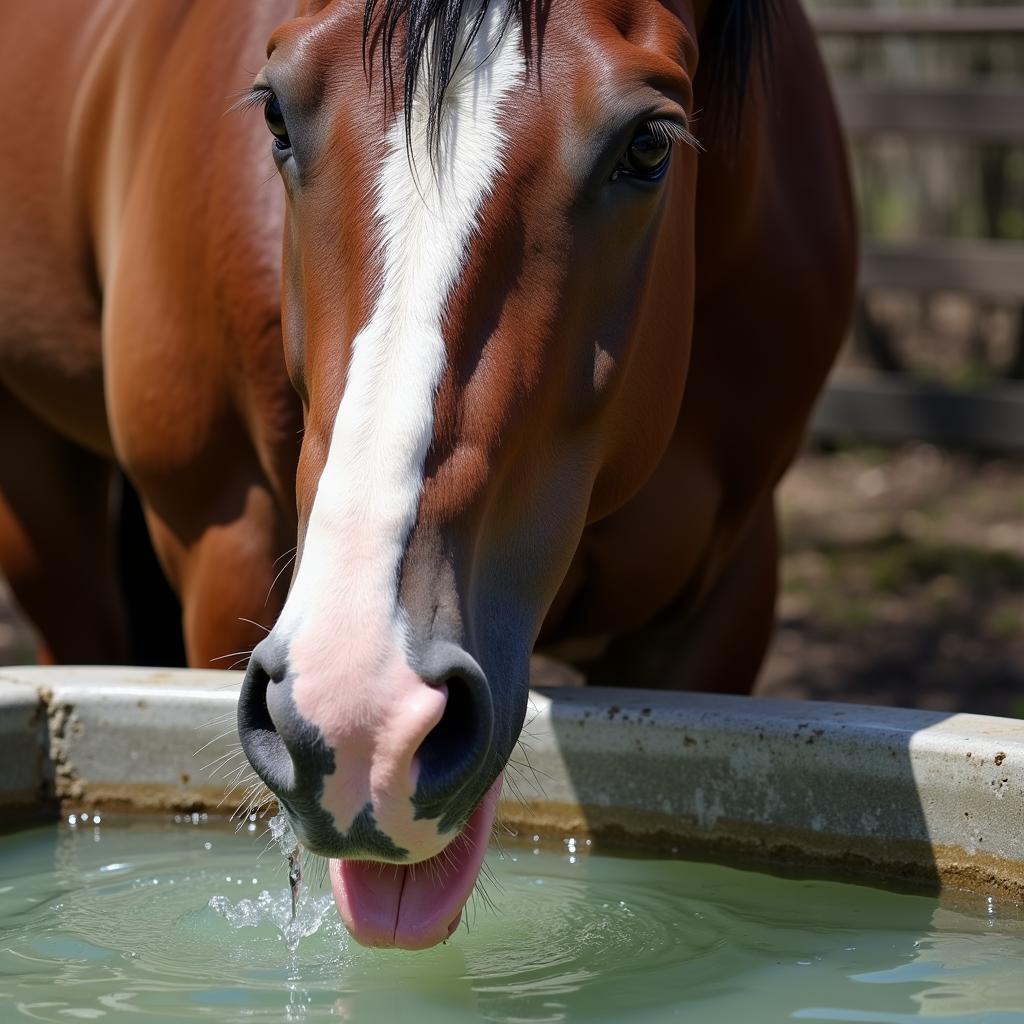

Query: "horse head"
<box><xmin>238</xmin><ymin>0</ymin><xmax>708</xmax><ymax>949</ymax></box>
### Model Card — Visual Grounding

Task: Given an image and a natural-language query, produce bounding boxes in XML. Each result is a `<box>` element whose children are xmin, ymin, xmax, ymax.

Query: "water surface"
<box><xmin>1</xmin><ymin>816</ymin><xmax>1023</xmax><ymax>1022</ymax></box>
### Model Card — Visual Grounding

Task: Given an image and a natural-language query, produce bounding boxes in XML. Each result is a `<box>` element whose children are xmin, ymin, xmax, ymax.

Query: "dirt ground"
<box><xmin>3</xmin><ymin>442</ymin><xmax>1023</xmax><ymax>718</ymax></box>
<box><xmin>756</xmin><ymin>443</ymin><xmax>1024</xmax><ymax>718</ymax></box>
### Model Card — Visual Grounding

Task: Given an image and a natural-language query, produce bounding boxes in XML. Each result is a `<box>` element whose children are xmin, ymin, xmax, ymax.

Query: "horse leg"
<box><xmin>0</xmin><ymin>389</ymin><xmax>127</xmax><ymax>664</ymax></box>
<box><xmin>139</xmin><ymin>473</ymin><xmax>293</xmax><ymax>671</ymax></box>
<box><xmin>585</xmin><ymin>501</ymin><xmax>780</xmax><ymax>694</ymax></box>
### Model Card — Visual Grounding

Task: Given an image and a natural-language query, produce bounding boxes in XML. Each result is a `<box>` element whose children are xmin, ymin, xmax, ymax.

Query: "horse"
<box><xmin>0</xmin><ymin>0</ymin><xmax>855</xmax><ymax>948</ymax></box>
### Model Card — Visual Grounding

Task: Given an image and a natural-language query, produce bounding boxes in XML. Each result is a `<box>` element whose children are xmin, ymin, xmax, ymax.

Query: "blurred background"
<box><xmin>2</xmin><ymin>0</ymin><xmax>1022</xmax><ymax>717</ymax></box>
<box><xmin>754</xmin><ymin>0</ymin><xmax>1024</xmax><ymax>717</ymax></box>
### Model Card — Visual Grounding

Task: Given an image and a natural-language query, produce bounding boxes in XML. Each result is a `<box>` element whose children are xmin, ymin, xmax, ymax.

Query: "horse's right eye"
<box><xmin>264</xmin><ymin>94</ymin><xmax>291</xmax><ymax>150</ymax></box>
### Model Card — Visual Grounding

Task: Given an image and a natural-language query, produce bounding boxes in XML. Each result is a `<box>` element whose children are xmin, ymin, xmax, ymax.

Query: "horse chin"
<box><xmin>328</xmin><ymin>775</ymin><xmax>502</xmax><ymax>950</ymax></box>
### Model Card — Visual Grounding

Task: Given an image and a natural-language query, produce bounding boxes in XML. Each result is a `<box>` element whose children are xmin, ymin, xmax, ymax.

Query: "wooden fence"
<box><xmin>808</xmin><ymin>6</ymin><xmax>1024</xmax><ymax>453</ymax></box>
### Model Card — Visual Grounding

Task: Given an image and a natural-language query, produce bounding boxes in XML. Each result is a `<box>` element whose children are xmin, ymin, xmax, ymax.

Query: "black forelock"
<box><xmin>361</xmin><ymin>0</ymin><xmax>774</xmax><ymax>154</ymax></box>
<box><xmin>362</xmin><ymin>0</ymin><xmax>521</xmax><ymax>154</ymax></box>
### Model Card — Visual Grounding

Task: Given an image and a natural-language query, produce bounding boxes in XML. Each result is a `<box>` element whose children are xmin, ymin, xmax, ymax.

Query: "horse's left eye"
<box><xmin>264</xmin><ymin>94</ymin><xmax>291</xmax><ymax>150</ymax></box>
<box><xmin>617</xmin><ymin>127</ymin><xmax>672</xmax><ymax>181</ymax></box>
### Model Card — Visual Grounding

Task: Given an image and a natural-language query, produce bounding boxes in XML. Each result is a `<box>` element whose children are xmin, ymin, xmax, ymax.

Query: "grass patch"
<box><xmin>788</xmin><ymin>533</ymin><xmax>1024</xmax><ymax>593</ymax></box>
<box><xmin>986</xmin><ymin>605</ymin><xmax>1024</xmax><ymax>640</ymax></box>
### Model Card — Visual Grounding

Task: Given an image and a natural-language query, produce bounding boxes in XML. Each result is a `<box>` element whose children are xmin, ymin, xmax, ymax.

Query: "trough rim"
<box><xmin>1</xmin><ymin>664</ymin><xmax>1023</xmax><ymax>902</ymax></box>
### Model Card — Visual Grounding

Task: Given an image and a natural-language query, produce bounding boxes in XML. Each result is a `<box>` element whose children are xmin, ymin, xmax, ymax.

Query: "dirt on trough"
<box><xmin>2</xmin><ymin>443</ymin><xmax>1022</xmax><ymax>719</ymax></box>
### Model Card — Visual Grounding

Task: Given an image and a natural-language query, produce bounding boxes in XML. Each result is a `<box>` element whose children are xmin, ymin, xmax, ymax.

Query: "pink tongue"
<box><xmin>329</xmin><ymin>776</ymin><xmax>502</xmax><ymax>950</ymax></box>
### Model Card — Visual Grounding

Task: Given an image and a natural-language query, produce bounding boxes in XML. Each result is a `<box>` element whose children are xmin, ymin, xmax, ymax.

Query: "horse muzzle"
<box><xmin>236</xmin><ymin>634</ymin><xmax>502</xmax><ymax>949</ymax></box>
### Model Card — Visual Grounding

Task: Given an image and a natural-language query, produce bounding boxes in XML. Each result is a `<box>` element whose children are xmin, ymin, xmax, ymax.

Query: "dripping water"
<box><xmin>269</xmin><ymin>813</ymin><xmax>303</xmax><ymax>921</ymax></box>
<box><xmin>209</xmin><ymin>812</ymin><xmax>334</xmax><ymax>951</ymax></box>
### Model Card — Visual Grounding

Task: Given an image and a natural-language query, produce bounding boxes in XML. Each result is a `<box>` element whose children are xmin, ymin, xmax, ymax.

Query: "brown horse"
<box><xmin>0</xmin><ymin>0</ymin><xmax>855</xmax><ymax>948</ymax></box>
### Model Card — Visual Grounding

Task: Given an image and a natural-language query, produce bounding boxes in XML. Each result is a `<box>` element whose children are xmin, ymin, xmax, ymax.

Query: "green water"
<box><xmin>1</xmin><ymin>817</ymin><xmax>1024</xmax><ymax>1023</ymax></box>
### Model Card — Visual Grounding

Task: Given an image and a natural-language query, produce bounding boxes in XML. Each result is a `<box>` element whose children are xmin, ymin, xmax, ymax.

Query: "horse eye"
<box><xmin>264</xmin><ymin>94</ymin><xmax>291</xmax><ymax>150</ymax></box>
<box><xmin>617</xmin><ymin>127</ymin><xmax>672</xmax><ymax>181</ymax></box>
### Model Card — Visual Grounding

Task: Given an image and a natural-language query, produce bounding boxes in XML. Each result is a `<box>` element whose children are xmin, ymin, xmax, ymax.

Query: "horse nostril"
<box><xmin>417</xmin><ymin>672</ymin><xmax>476</xmax><ymax>788</ymax></box>
<box><xmin>414</xmin><ymin>645</ymin><xmax>494</xmax><ymax>818</ymax></box>
<box><xmin>237</xmin><ymin>644</ymin><xmax>296</xmax><ymax>795</ymax></box>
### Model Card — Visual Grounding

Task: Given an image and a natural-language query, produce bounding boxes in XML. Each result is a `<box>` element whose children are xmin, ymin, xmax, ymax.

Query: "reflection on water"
<box><xmin>796</xmin><ymin>904</ymin><xmax>1024</xmax><ymax>1023</ymax></box>
<box><xmin>0</xmin><ymin>818</ymin><xmax>1023</xmax><ymax>1023</ymax></box>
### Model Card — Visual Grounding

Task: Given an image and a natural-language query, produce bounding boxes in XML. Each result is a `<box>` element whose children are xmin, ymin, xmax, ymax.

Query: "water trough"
<box><xmin>1</xmin><ymin>665</ymin><xmax>1023</xmax><ymax>900</ymax></box>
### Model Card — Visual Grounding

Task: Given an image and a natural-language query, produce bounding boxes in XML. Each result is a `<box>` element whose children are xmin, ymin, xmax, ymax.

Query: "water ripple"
<box><xmin>1</xmin><ymin>821</ymin><xmax>1023</xmax><ymax>1023</ymax></box>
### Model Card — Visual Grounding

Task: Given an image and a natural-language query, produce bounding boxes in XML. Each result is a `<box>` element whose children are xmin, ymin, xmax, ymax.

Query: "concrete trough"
<box><xmin>1</xmin><ymin>665</ymin><xmax>1022</xmax><ymax>899</ymax></box>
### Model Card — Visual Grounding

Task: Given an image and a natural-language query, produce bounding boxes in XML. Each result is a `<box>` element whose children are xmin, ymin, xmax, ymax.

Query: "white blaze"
<box><xmin>278</xmin><ymin>8</ymin><xmax>524</xmax><ymax>684</ymax></box>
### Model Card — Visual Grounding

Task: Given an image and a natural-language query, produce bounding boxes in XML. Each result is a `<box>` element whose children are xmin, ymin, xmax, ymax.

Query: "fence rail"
<box><xmin>812</xmin><ymin>377</ymin><xmax>1024</xmax><ymax>454</ymax></box>
<box><xmin>835</xmin><ymin>84</ymin><xmax>1024</xmax><ymax>140</ymax></box>
<box><xmin>813</xmin><ymin>7</ymin><xmax>1024</xmax><ymax>35</ymax></box>
<box><xmin>860</xmin><ymin>239</ymin><xmax>1024</xmax><ymax>299</ymax></box>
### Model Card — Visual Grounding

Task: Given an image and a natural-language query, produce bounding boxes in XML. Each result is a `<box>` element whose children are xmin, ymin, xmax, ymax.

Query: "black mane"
<box><xmin>362</xmin><ymin>0</ymin><xmax>773</xmax><ymax>151</ymax></box>
<box><xmin>699</xmin><ymin>0</ymin><xmax>777</xmax><ymax>144</ymax></box>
